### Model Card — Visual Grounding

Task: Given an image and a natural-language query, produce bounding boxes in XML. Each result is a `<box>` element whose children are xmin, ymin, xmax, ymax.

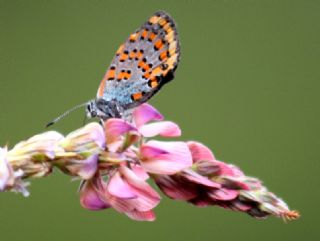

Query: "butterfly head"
<box><xmin>86</xmin><ymin>99</ymin><xmax>124</xmax><ymax>120</ymax></box>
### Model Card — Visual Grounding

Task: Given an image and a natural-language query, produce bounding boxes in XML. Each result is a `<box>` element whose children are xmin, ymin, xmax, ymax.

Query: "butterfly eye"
<box><xmin>86</xmin><ymin>102</ymin><xmax>98</xmax><ymax>118</ymax></box>
<box><xmin>91</xmin><ymin>110</ymin><xmax>97</xmax><ymax>117</ymax></box>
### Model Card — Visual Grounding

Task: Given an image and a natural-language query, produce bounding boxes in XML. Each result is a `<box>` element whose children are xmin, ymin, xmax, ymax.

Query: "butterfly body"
<box><xmin>86</xmin><ymin>11</ymin><xmax>180</xmax><ymax>120</ymax></box>
<box><xmin>86</xmin><ymin>99</ymin><xmax>123</xmax><ymax>120</ymax></box>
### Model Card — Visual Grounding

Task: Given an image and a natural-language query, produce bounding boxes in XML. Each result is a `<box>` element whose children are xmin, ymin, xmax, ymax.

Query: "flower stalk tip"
<box><xmin>281</xmin><ymin>210</ymin><xmax>300</xmax><ymax>221</ymax></box>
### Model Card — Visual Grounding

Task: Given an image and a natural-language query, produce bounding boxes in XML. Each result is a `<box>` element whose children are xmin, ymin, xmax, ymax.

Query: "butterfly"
<box><xmin>47</xmin><ymin>11</ymin><xmax>180</xmax><ymax>127</ymax></box>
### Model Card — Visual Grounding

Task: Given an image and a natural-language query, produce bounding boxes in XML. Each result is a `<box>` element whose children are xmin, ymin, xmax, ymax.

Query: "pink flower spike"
<box><xmin>140</xmin><ymin>141</ymin><xmax>193</xmax><ymax>175</ymax></box>
<box><xmin>187</xmin><ymin>141</ymin><xmax>215</xmax><ymax>162</ymax></box>
<box><xmin>139</xmin><ymin>121</ymin><xmax>181</xmax><ymax>138</ymax></box>
<box><xmin>80</xmin><ymin>178</ymin><xmax>110</xmax><ymax>210</ymax></box>
<box><xmin>104</xmin><ymin>118</ymin><xmax>137</xmax><ymax>144</ymax></box>
<box><xmin>126</xmin><ymin>210</ymin><xmax>156</xmax><ymax>222</ymax></box>
<box><xmin>107</xmin><ymin>171</ymin><xmax>137</xmax><ymax>199</ymax></box>
<box><xmin>133</xmin><ymin>103</ymin><xmax>163</xmax><ymax>128</ymax></box>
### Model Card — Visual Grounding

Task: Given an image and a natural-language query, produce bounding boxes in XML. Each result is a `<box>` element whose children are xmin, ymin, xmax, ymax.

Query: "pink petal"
<box><xmin>86</xmin><ymin>173</ymin><xmax>135</xmax><ymax>213</ymax></box>
<box><xmin>140</xmin><ymin>141</ymin><xmax>193</xmax><ymax>175</ymax></box>
<box><xmin>125</xmin><ymin>210</ymin><xmax>156</xmax><ymax>221</ymax></box>
<box><xmin>218</xmin><ymin>176</ymin><xmax>251</xmax><ymax>190</ymax></box>
<box><xmin>213</xmin><ymin>160</ymin><xmax>236</xmax><ymax>176</ymax></box>
<box><xmin>212</xmin><ymin>161</ymin><xmax>245</xmax><ymax>178</ymax></box>
<box><xmin>108</xmin><ymin>191</ymin><xmax>155</xmax><ymax>214</ymax></box>
<box><xmin>119</xmin><ymin>166</ymin><xmax>161</xmax><ymax>211</ymax></box>
<box><xmin>187</xmin><ymin>141</ymin><xmax>215</xmax><ymax>162</ymax></box>
<box><xmin>104</xmin><ymin>119</ymin><xmax>137</xmax><ymax>144</ymax></box>
<box><xmin>140</xmin><ymin>145</ymin><xmax>169</xmax><ymax>159</ymax></box>
<box><xmin>243</xmin><ymin>177</ymin><xmax>262</xmax><ymax>189</ymax></box>
<box><xmin>64</xmin><ymin>123</ymin><xmax>105</xmax><ymax>151</ymax></box>
<box><xmin>182</xmin><ymin>169</ymin><xmax>221</xmax><ymax>188</ymax></box>
<box><xmin>130</xmin><ymin>164</ymin><xmax>149</xmax><ymax>181</ymax></box>
<box><xmin>106</xmin><ymin>140</ymin><xmax>125</xmax><ymax>153</ymax></box>
<box><xmin>195</xmin><ymin>160</ymin><xmax>221</xmax><ymax>176</ymax></box>
<box><xmin>107</xmin><ymin>171</ymin><xmax>137</xmax><ymax>199</ymax></box>
<box><xmin>228</xmin><ymin>164</ymin><xmax>245</xmax><ymax>177</ymax></box>
<box><xmin>133</xmin><ymin>103</ymin><xmax>163</xmax><ymax>128</ymax></box>
<box><xmin>155</xmin><ymin>175</ymin><xmax>197</xmax><ymax>200</ymax></box>
<box><xmin>79</xmin><ymin>179</ymin><xmax>110</xmax><ymax>210</ymax></box>
<box><xmin>82</xmin><ymin>123</ymin><xmax>106</xmax><ymax>149</ymax></box>
<box><xmin>208</xmin><ymin>188</ymin><xmax>239</xmax><ymax>201</ymax></box>
<box><xmin>139</xmin><ymin>121</ymin><xmax>181</xmax><ymax>138</ymax></box>
<box><xmin>247</xmin><ymin>207</ymin><xmax>269</xmax><ymax>219</ymax></box>
<box><xmin>104</xmin><ymin>193</ymin><xmax>136</xmax><ymax>213</ymax></box>
<box><xmin>231</xmin><ymin>199</ymin><xmax>252</xmax><ymax>211</ymax></box>
<box><xmin>12</xmin><ymin>131</ymin><xmax>64</xmax><ymax>160</ymax></box>
<box><xmin>189</xmin><ymin>196</ymin><xmax>216</xmax><ymax>207</ymax></box>
<box><xmin>67</xmin><ymin>154</ymin><xmax>98</xmax><ymax>180</ymax></box>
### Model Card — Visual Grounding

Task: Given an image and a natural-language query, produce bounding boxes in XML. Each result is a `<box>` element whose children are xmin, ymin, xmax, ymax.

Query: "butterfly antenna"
<box><xmin>82</xmin><ymin>113</ymin><xmax>88</xmax><ymax>126</ymax></box>
<box><xmin>45</xmin><ymin>101</ymin><xmax>90</xmax><ymax>128</ymax></box>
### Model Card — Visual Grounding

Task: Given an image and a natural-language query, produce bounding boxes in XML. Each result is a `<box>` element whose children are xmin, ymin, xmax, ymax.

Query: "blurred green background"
<box><xmin>0</xmin><ymin>0</ymin><xmax>318</xmax><ymax>240</ymax></box>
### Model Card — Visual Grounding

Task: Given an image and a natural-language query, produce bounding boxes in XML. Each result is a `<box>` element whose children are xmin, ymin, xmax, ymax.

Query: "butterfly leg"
<box><xmin>122</xmin><ymin>108</ymin><xmax>135</xmax><ymax>123</ymax></box>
